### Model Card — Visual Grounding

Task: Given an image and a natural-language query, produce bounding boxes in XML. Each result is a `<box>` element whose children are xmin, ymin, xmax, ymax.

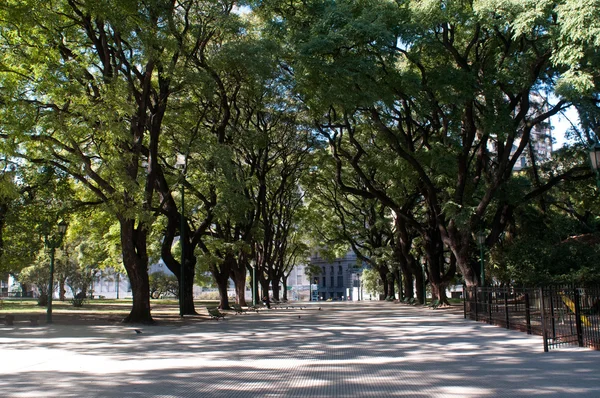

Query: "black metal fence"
<box><xmin>464</xmin><ymin>285</ymin><xmax>600</xmax><ymax>352</ymax></box>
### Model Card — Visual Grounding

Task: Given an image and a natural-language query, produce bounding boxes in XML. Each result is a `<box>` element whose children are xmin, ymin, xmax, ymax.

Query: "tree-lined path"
<box><xmin>1</xmin><ymin>302</ymin><xmax>599</xmax><ymax>397</ymax></box>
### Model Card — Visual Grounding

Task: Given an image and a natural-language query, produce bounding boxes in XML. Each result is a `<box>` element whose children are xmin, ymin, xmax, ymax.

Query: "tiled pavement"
<box><xmin>1</xmin><ymin>301</ymin><xmax>599</xmax><ymax>397</ymax></box>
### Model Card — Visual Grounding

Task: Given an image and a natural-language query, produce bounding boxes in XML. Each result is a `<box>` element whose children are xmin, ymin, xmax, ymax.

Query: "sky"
<box><xmin>551</xmin><ymin>106</ymin><xmax>580</xmax><ymax>150</ymax></box>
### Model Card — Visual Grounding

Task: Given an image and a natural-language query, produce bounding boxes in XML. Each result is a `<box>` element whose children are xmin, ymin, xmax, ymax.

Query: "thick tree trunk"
<box><xmin>272</xmin><ymin>275</ymin><xmax>280</xmax><ymax>301</ymax></box>
<box><xmin>231</xmin><ymin>267</ymin><xmax>248</xmax><ymax>306</ymax></box>
<box><xmin>394</xmin><ymin>268</ymin><xmax>403</xmax><ymax>300</ymax></box>
<box><xmin>181</xmin><ymin>255</ymin><xmax>197</xmax><ymax>314</ymax></box>
<box><xmin>120</xmin><ymin>219</ymin><xmax>153</xmax><ymax>324</ymax></box>
<box><xmin>216</xmin><ymin>277</ymin><xmax>230</xmax><ymax>309</ymax></box>
<box><xmin>282</xmin><ymin>276</ymin><xmax>288</xmax><ymax>301</ymax></box>
<box><xmin>416</xmin><ymin>273</ymin><xmax>425</xmax><ymax>304</ymax></box>
<box><xmin>213</xmin><ymin>251</ymin><xmax>235</xmax><ymax>310</ymax></box>
<box><xmin>159</xmin><ymin>215</ymin><xmax>197</xmax><ymax>315</ymax></box>
<box><xmin>124</xmin><ymin>259</ymin><xmax>152</xmax><ymax>323</ymax></box>
<box><xmin>259</xmin><ymin>278</ymin><xmax>271</xmax><ymax>308</ymax></box>
<box><xmin>377</xmin><ymin>266</ymin><xmax>389</xmax><ymax>299</ymax></box>
<box><xmin>454</xmin><ymin>247</ymin><xmax>479</xmax><ymax>287</ymax></box>
<box><xmin>425</xmin><ymin>229</ymin><xmax>455</xmax><ymax>305</ymax></box>
<box><xmin>59</xmin><ymin>278</ymin><xmax>66</xmax><ymax>301</ymax></box>
<box><xmin>387</xmin><ymin>276</ymin><xmax>395</xmax><ymax>300</ymax></box>
<box><xmin>248</xmin><ymin>265</ymin><xmax>259</xmax><ymax>305</ymax></box>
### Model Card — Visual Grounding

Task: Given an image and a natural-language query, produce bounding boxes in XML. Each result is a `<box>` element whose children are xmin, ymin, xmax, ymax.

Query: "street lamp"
<box><xmin>45</xmin><ymin>220</ymin><xmax>67</xmax><ymax>324</ymax></box>
<box><xmin>250</xmin><ymin>260</ymin><xmax>256</xmax><ymax>306</ymax></box>
<box><xmin>422</xmin><ymin>258</ymin><xmax>427</xmax><ymax>306</ymax></box>
<box><xmin>176</xmin><ymin>154</ymin><xmax>186</xmax><ymax>317</ymax></box>
<box><xmin>588</xmin><ymin>141</ymin><xmax>600</xmax><ymax>189</ymax></box>
<box><xmin>476</xmin><ymin>231</ymin><xmax>486</xmax><ymax>286</ymax></box>
<box><xmin>115</xmin><ymin>271</ymin><xmax>120</xmax><ymax>300</ymax></box>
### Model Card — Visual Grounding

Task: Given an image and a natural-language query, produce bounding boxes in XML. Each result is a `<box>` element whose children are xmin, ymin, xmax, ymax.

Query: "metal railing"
<box><xmin>464</xmin><ymin>285</ymin><xmax>600</xmax><ymax>352</ymax></box>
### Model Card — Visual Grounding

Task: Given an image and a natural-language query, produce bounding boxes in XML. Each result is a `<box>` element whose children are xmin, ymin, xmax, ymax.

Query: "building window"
<box><xmin>338</xmin><ymin>265</ymin><xmax>342</xmax><ymax>273</ymax></box>
<box><xmin>330</xmin><ymin>275</ymin><xmax>334</xmax><ymax>287</ymax></box>
<box><xmin>338</xmin><ymin>275</ymin><xmax>343</xmax><ymax>287</ymax></box>
<box><xmin>322</xmin><ymin>277</ymin><xmax>326</xmax><ymax>288</ymax></box>
<box><xmin>322</xmin><ymin>267</ymin><xmax>326</xmax><ymax>275</ymax></box>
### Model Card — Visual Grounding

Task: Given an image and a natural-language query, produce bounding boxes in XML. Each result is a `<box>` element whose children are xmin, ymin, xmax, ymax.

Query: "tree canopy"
<box><xmin>1</xmin><ymin>0</ymin><xmax>599</xmax><ymax>318</ymax></box>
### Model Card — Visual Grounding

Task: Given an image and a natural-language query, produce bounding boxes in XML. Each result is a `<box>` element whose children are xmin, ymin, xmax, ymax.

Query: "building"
<box><xmin>309</xmin><ymin>251</ymin><xmax>366</xmax><ymax>301</ymax></box>
<box><xmin>509</xmin><ymin>94</ymin><xmax>554</xmax><ymax>171</ymax></box>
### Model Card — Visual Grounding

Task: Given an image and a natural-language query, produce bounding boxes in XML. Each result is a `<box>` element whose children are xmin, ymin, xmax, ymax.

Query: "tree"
<box><xmin>255</xmin><ymin>0</ymin><xmax>592</xmax><ymax>292</ymax></box>
<box><xmin>149</xmin><ymin>272</ymin><xmax>179</xmax><ymax>299</ymax></box>
<box><xmin>0</xmin><ymin>0</ymin><xmax>239</xmax><ymax>322</ymax></box>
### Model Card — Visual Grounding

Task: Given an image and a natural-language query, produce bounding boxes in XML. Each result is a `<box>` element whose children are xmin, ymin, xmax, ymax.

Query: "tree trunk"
<box><xmin>181</xmin><ymin>254</ymin><xmax>197</xmax><ymax>314</ymax></box>
<box><xmin>248</xmin><ymin>265</ymin><xmax>259</xmax><ymax>306</ymax></box>
<box><xmin>120</xmin><ymin>218</ymin><xmax>153</xmax><ymax>324</ymax></box>
<box><xmin>272</xmin><ymin>274</ymin><xmax>280</xmax><ymax>301</ymax></box>
<box><xmin>387</xmin><ymin>275</ymin><xmax>395</xmax><ymax>300</ymax></box>
<box><xmin>377</xmin><ymin>266</ymin><xmax>389</xmax><ymax>299</ymax></box>
<box><xmin>259</xmin><ymin>278</ymin><xmax>271</xmax><ymax>308</ymax></box>
<box><xmin>216</xmin><ymin>276</ymin><xmax>230</xmax><ymax>309</ymax></box>
<box><xmin>412</xmin><ymin>261</ymin><xmax>424</xmax><ymax>304</ymax></box>
<box><xmin>159</xmin><ymin>215</ymin><xmax>197</xmax><ymax>315</ymax></box>
<box><xmin>394</xmin><ymin>268</ymin><xmax>403</xmax><ymax>300</ymax></box>
<box><xmin>282</xmin><ymin>276</ymin><xmax>288</xmax><ymax>301</ymax></box>
<box><xmin>454</xmin><ymin>247</ymin><xmax>479</xmax><ymax>287</ymax></box>
<box><xmin>59</xmin><ymin>278</ymin><xmax>66</xmax><ymax>301</ymax></box>
<box><xmin>231</xmin><ymin>266</ymin><xmax>248</xmax><ymax>306</ymax></box>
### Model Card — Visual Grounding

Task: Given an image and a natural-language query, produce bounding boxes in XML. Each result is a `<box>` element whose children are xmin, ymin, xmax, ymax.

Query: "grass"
<box><xmin>0</xmin><ymin>298</ymin><xmax>221</xmax><ymax>315</ymax></box>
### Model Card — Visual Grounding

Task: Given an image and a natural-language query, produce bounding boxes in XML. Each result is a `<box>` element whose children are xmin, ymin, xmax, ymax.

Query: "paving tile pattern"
<box><xmin>1</xmin><ymin>302</ymin><xmax>599</xmax><ymax>397</ymax></box>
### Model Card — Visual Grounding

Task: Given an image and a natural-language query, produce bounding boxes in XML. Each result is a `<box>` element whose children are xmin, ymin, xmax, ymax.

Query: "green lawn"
<box><xmin>0</xmin><ymin>298</ymin><xmax>220</xmax><ymax>314</ymax></box>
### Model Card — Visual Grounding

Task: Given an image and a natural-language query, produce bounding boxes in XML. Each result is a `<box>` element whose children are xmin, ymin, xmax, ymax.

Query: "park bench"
<box><xmin>231</xmin><ymin>304</ymin><xmax>247</xmax><ymax>315</ymax></box>
<box><xmin>207</xmin><ymin>307</ymin><xmax>226</xmax><ymax>320</ymax></box>
<box><xmin>0</xmin><ymin>314</ymin><xmax>14</xmax><ymax>325</ymax></box>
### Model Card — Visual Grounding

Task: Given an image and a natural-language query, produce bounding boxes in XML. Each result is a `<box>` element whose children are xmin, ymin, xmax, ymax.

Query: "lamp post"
<box><xmin>422</xmin><ymin>258</ymin><xmax>427</xmax><ymax>306</ymax></box>
<box><xmin>250</xmin><ymin>260</ymin><xmax>256</xmax><ymax>306</ymax></box>
<box><xmin>588</xmin><ymin>141</ymin><xmax>600</xmax><ymax>189</ymax></box>
<box><xmin>476</xmin><ymin>231</ymin><xmax>486</xmax><ymax>286</ymax></box>
<box><xmin>45</xmin><ymin>220</ymin><xmax>67</xmax><ymax>324</ymax></box>
<box><xmin>116</xmin><ymin>272</ymin><xmax>120</xmax><ymax>300</ymax></box>
<box><xmin>176</xmin><ymin>154</ymin><xmax>187</xmax><ymax>317</ymax></box>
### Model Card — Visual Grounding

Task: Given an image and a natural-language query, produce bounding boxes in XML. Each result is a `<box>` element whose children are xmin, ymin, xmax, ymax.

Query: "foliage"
<box><xmin>149</xmin><ymin>271</ymin><xmax>179</xmax><ymax>299</ymax></box>
<box><xmin>361</xmin><ymin>268</ymin><xmax>384</xmax><ymax>297</ymax></box>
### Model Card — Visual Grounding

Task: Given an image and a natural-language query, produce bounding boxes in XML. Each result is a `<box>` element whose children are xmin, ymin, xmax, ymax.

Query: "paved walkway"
<box><xmin>1</xmin><ymin>301</ymin><xmax>599</xmax><ymax>397</ymax></box>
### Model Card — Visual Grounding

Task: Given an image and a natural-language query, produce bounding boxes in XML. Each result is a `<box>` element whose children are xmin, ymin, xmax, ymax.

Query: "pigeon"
<box><xmin>318</xmin><ymin>307</ymin><xmax>322</xmax><ymax>311</ymax></box>
<box><xmin>298</xmin><ymin>315</ymin><xmax>301</xmax><ymax>319</ymax></box>
<box><xmin>134</xmin><ymin>329</ymin><xmax>143</xmax><ymax>334</ymax></box>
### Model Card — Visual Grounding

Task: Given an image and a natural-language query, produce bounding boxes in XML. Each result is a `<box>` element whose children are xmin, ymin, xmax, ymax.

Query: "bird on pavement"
<box><xmin>134</xmin><ymin>329</ymin><xmax>143</xmax><ymax>334</ymax></box>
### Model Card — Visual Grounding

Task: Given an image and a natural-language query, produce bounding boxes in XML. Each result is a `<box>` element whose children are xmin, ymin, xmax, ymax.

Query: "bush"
<box><xmin>149</xmin><ymin>271</ymin><xmax>179</xmax><ymax>299</ymax></box>
<box><xmin>70</xmin><ymin>297</ymin><xmax>86</xmax><ymax>307</ymax></box>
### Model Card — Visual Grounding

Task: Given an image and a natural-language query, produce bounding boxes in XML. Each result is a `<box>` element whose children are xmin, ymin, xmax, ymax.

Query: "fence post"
<box><xmin>504</xmin><ymin>287</ymin><xmax>510</xmax><ymax>329</ymax></box>
<box><xmin>474</xmin><ymin>288</ymin><xmax>478</xmax><ymax>321</ymax></box>
<box><xmin>463</xmin><ymin>284</ymin><xmax>467</xmax><ymax>319</ymax></box>
<box><xmin>574</xmin><ymin>288</ymin><xmax>584</xmax><ymax>347</ymax></box>
<box><xmin>524</xmin><ymin>292</ymin><xmax>532</xmax><ymax>335</ymax></box>
<box><xmin>488</xmin><ymin>290</ymin><xmax>493</xmax><ymax>324</ymax></box>
<box><xmin>540</xmin><ymin>287</ymin><xmax>549</xmax><ymax>352</ymax></box>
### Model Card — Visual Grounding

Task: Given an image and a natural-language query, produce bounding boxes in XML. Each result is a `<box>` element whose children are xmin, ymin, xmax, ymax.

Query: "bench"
<box><xmin>207</xmin><ymin>307</ymin><xmax>226</xmax><ymax>320</ymax></box>
<box><xmin>231</xmin><ymin>304</ymin><xmax>247</xmax><ymax>315</ymax></box>
<box><xmin>0</xmin><ymin>314</ymin><xmax>14</xmax><ymax>325</ymax></box>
